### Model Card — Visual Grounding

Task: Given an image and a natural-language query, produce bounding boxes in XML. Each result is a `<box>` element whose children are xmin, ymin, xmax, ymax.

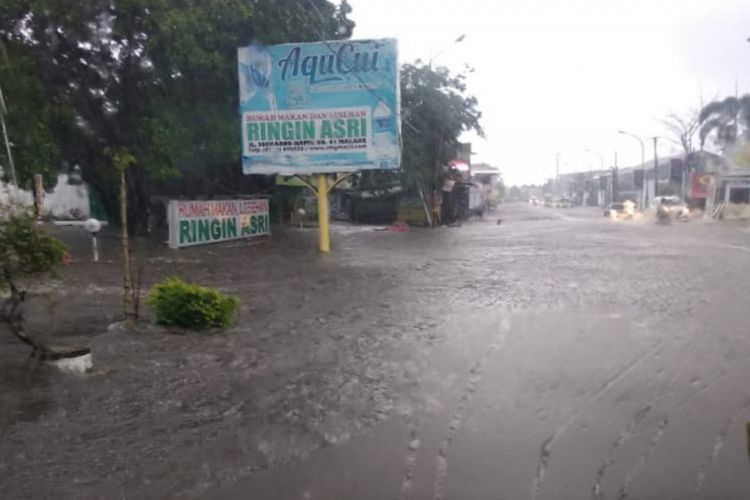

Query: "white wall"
<box><xmin>0</xmin><ymin>174</ymin><xmax>90</xmax><ymax>219</ymax></box>
<box><xmin>0</xmin><ymin>180</ymin><xmax>33</xmax><ymax>207</ymax></box>
<box><xmin>723</xmin><ymin>203</ymin><xmax>750</xmax><ymax>220</ymax></box>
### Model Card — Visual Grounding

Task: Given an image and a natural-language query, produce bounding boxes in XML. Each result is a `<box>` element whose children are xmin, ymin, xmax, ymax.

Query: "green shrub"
<box><xmin>146</xmin><ymin>277</ymin><xmax>238</xmax><ymax>330</ymax></box>
<box><xmin>1</xmin><ymin>209</ymin><xmax>66</xmax><ymax>286</ymax></box>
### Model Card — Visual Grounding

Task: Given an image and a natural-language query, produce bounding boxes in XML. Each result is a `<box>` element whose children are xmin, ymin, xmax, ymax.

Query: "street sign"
<box><xmin>168</xmin><ymin>199</ymin><xmax>270</xmax><ymax>249</ymax></box>
<box><xmin>238</xmin><ymin>39</ymin><xmax>400</xmax><ymax>175</ymax></box>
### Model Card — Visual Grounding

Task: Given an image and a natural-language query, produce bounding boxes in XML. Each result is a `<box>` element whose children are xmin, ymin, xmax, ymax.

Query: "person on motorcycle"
<box><xmin>623</xmin><ymin>199</ymin><xmax>636</xmax><ymax>219</ymax></box>
<box><xmin>656</xmin><ymin>197</ymin><xmax>671</xmax><ymax>223</ymax></box>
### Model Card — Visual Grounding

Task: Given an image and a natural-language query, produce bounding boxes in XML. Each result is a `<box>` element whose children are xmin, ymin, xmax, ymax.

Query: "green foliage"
<box><xmin>107</xmin><ymin>147</ymin><xmax>137</xmax><ymax>173</ymax></box>
<box><xmin>0</xmin><ymin>209</ymin><xmax>66</xmax><ymax>286</ymax></box>
<box><xmin>400</xmin><ymin>62</ymin><xmax>483</xmax><ymax>194</ymax></box>
<box><xmin>0</xmin><ymin>45</ymin><xmax>60</xmax><ymax>188</ymax></box>
<box><xmin>699</xmin><ymin>95</ymin><xmax>750</xmax><ymax>150</ymax></box>
<box><xmin>0</xmin><ymin>0</ymin><xmax>355</xmax><ymax>226</ymax></box>
<box><xmin>146</xmin><ymin>277</ymin><xmax>238</xmax><ymax>330</ymax></box>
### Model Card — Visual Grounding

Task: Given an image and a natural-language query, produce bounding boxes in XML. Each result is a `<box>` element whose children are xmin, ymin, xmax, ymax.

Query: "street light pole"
<box><xmin>618</xmin><ymin>130</ymin><xmax>646</xmax><ymax>209</ymax></box>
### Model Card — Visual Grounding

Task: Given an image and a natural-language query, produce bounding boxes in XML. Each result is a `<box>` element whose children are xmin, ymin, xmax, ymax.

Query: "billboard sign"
<box><xmin>168</xmin><ymin>199</ymin><xmax>270</xmax><ymax>249</ymax></box>
<box><xmin>238</xmin><ymin>39</ymin><xmax>400</xmax><ymax>175</ymax></box>
<box><xmin>691</xmin><ymin>173</ymin><xmax>713</xmax><ymax>199</ymax></box>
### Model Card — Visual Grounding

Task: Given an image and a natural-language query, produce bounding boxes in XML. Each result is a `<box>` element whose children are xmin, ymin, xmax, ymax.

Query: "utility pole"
<box><xmin>584</xmin><ymin>149</ymin><xmax>605</xmax><ymax>207</ymax></box>
<box><xmin>653</xmin><ymin>136</ymin><xmax>659</xmax><ymax>198</ymax></box>
<box><xmin>0</xmin><ymin>79</ymin><xmax>18</xmax><ymax>188</ymax></box>
<box><xmin>612</xmin><ymin>151</ymin><xmax>619</xmax><ymax>202</ymax></box>
<box><xmin>617</xmin><ymin>131</ymin><xmax>646</xmax><ymax>209</ymax></box>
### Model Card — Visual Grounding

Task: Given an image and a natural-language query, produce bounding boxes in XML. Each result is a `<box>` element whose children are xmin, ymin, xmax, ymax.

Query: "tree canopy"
<box><xmin>399</xmin><ymin>62</ymin><xmax>483</xmax><ymax>194</ymax></box>
<box><xmin>0</xmin><ymin>0</ymin><xmax>354</xmax><ymax>228</ymax></box>
<box><xmin>698</xmin><ymin>95</ymin><xmax>750</xmax><ymax>151</ymax></box>
<box><xmin>1</xmin><ymin>1</ymin><xmax>485</xmax><ymax>227</ymax></box>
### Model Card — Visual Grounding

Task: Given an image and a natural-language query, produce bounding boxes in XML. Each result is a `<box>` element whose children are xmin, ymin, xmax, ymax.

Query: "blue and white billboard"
<box><xmin>238</xmin><ymin>39</ymin><xmax>400</xmax><ymax>175</ymax></box>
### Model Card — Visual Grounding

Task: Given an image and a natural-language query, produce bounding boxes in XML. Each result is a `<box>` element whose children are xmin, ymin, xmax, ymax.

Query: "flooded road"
<box><xmin>3</xmin><ymin>204</ymin><xmax>750</xmax><ymax>499</ymax></box>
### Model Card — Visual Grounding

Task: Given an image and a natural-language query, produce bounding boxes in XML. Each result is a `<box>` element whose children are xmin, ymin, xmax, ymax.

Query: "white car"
<box><xmin>652</xmin><ymin>196</ymin><xmax>690</xmax><ymax>218</ymax></box>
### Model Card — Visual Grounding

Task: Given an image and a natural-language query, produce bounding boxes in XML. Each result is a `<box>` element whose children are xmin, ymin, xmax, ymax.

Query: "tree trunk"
<box><xmin>1</xmin><ymin>270</ymin><xmax>89</xmax><ymax>360</ymax></box>
<box><xmin>1</xmin><ymin>270</ymin><xmax>45</xmax><ymax>353</ymax></box>
<box><xmin>120</xmin><ymin>166</ymin><xmax>136</xmax><ymax>327</ymax></box>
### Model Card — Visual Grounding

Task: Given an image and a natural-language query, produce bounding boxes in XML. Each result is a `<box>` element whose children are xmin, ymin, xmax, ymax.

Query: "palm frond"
<box><xmin>699</xmin><ymin>100</ymin><xmax>725</xmax><ymax>123</ymax></box>
<box><xmin>699</xmin><ymin>96</ymin><xmax>739</xmax><ymax>124</ymax></box>
<box><xmin>699</xmin><ymin>118</ymin><xmax>723</xmax><ymax>147</ymax></box>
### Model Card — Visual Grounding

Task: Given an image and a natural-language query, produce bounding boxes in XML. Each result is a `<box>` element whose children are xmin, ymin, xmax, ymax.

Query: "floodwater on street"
<box><xmin>3</xmin><ymin>203</ymin><xmax>750</xmax><ymax>499</ymax></box>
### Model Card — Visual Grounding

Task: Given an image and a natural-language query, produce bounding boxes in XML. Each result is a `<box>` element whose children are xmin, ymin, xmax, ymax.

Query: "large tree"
<box><xmin>0</xmin><ymin>43</ymin><xmax>61</xmax><ymax>190</ymax></box>
<box><xmin>0</xmin><ymin>0</ymin><xmax>354</xmax><ymax>229</ymax></box>
<box><xmin>399</xmin><ymin>62</ymin><xmax>483</xmax><ymax>202</ymax></box>
<box><xmin>661</xmin><ymin>107</ymin><xmax>700</xmax><ymax>156</ymax></box>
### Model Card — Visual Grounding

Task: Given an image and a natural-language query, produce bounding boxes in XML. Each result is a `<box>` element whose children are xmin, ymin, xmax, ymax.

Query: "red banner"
<box><xmin>691</xmin><ymin>173</ymin><xmax>713</xmax><ymax>199</ymax></box>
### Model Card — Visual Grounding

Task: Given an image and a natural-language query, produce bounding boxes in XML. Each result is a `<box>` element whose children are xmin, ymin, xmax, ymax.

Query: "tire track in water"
<box><xmin>398</xmin><ymin>424</ymin><xmax>422</xmax><ymax>500</ymax></box>
<box><xmin>530</xmin><ymin>339</ymin><xmax>666</xmax><ymax>500</ymax></box>
<box><xmin>613</xmin><ymin>367</ymin><xmax>729</xmax><ymax>500</ymax></box>
<box><xmin>591</xmin><ymin>406</ymin><xmax>652</xmax><ymax>500</ymax></box>
<box><xmin>430</xmin><ymin>320</ymin><xmax>510</xmax><ymax>500</ymax></box>
<box><xmin>431</xmin><ymin>343</ymin><xmax>500</xmax><ymax>500</ymax></box>
<box><xmin>591</xmin><ymin>361</ymin><xmax>703</xmax><ymax>500</ymax></box>
<box><xmin>617</xmin><ymin>417</ymin><xmax>669</xmax><ymax>500</ymax></box>
<box><xmin>691</xmin><ymin>398</ymin><xmax>750</xmax><ymax>499</ymax></box>
<box><xmin>397</xmin><ymin>317</ymin><xmax>510</xmax><ymax>500</ymax></box>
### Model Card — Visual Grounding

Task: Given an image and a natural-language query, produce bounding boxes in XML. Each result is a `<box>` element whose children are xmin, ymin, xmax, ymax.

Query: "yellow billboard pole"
<box><xmin>294</xmin><ymin>172</ymin><xmax>355</xmax><ymax>253</ymax></box>
<box><xmin>317</xmin><ymin>174</ymin><xmax>330</xmax><ymax>253</ymax></box>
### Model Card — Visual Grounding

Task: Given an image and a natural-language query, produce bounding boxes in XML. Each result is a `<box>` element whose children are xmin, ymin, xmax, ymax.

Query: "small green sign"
<box><xmin>168</xmin><ymin>199</ymin><xmax>270</xmax><ymax>248</ymax></box>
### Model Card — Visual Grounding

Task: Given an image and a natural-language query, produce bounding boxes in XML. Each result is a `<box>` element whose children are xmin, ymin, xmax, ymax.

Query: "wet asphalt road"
<box><xmin>214</xmin><ymin>204</ymin><xmax>750</xmax><ymax>500</ymax></box>
<box><xmin>3</xmin><ymin>203</ymin><xmax>750</xmax><ymax>500</ymax></box>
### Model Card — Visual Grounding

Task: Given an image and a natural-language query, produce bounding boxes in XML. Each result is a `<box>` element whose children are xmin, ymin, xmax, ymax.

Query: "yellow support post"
<box><xmin>317</xmin><ymin>174</ymin><xmax>330</xmax><ymax>253</ymax></box>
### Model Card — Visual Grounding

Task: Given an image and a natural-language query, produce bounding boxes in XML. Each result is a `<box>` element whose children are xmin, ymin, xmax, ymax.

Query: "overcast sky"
<box><xmin>348</xmin><ymin>0</ymin><xmax>750</xmax><ymax>185</ymax></box>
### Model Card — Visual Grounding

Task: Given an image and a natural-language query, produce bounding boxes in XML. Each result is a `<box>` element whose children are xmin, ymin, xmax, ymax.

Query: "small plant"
<box><xmin>146</xmin><ymin>277</ymin><xmax>238</xmax><ymax>330</ymax></box>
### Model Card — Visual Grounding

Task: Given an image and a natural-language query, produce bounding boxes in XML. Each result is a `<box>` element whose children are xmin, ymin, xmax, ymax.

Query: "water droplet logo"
<box><xmin>239</xmin><ymin>45</ymin><xmax>276</xmax><ymax>110</ymax></box>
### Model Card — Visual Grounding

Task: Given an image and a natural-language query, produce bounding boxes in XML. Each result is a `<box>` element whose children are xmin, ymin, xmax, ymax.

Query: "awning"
<box><xmin>449</xmin><ymin>160</ymin><xmax>470</xmax><ymax>172</ymax></box>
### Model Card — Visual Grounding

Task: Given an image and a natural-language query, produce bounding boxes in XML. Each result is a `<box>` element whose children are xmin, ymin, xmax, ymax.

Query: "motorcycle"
<box><xmin>656</xmin><ymin>204</ymin><xmax>672</xmax><ymax>225</ymax></box>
